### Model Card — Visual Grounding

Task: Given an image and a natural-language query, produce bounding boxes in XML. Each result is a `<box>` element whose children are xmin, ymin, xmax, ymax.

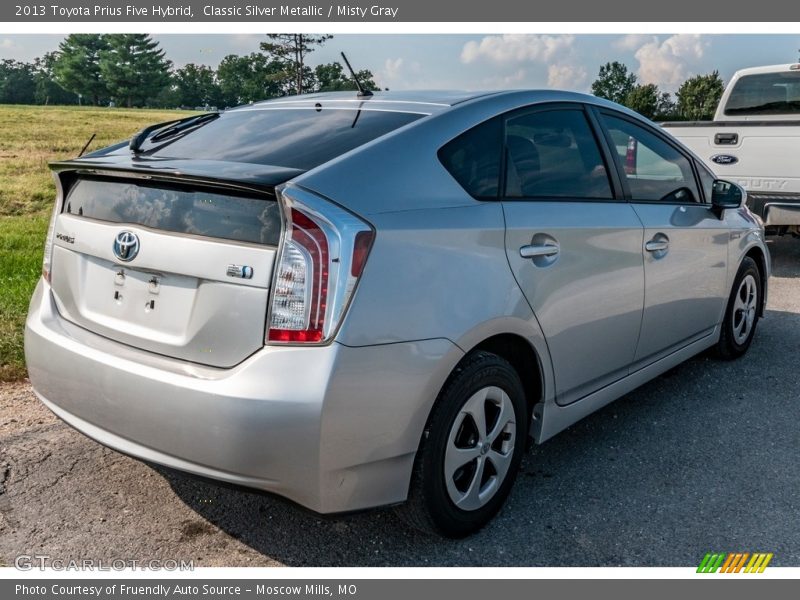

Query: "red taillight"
<box><xmin>268</xmin><ymin>208</ymin><xmax>329</xmax><ymax>343</ymax></box>
<box><xmin>267</xmin><ymin>186</ymin><xmax>374</xmax><ymax>345</ymax></box>
<box><xmin>268</xmin><ymin>328</ymin><xmax>324</xmax><ymax>343</ymax></box>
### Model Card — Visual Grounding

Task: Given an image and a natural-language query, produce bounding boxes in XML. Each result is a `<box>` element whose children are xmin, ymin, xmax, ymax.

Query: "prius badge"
<box><xmin>113</xmin><ymin>230</ymin><xmax>140</xmax><ymax>262</ymax></box>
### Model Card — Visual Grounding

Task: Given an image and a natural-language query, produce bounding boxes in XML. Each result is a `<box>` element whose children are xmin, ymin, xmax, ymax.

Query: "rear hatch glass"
<box><xmin>64</xmin><ymin>177</ymin><xmax>282</xmax><ymax>246</ymax></box>
<box><xmin>149</xmin><ymin>107</ymin><xmax>424</xmax><ymax>169</ymax></box>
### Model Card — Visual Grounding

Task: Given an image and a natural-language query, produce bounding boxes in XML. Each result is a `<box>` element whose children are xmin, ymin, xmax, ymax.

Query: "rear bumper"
<box><xmin>25</xmin><ymin>279</ymin><xmax>461</xmax><ymax>513</ymax></box>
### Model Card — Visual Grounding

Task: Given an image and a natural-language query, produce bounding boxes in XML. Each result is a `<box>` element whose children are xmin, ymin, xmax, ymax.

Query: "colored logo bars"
<box><xmin>697</xmin><ymin>553</ymin><xmax>773</xmax><ymax>573</ymax></box>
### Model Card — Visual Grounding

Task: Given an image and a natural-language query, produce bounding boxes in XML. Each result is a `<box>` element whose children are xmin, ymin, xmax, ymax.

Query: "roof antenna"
<box><xmin>78</xmin><ymin>133</ymin><xmax>96</xmax><ymax>157</ymax></box>
<box><xmin>341</xmin><ymin>52</ymin><xmax>373</xmax><ymax>98</ymax></box>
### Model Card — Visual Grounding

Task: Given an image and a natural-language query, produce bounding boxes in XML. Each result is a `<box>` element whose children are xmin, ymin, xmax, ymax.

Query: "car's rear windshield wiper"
<box><xmin>129</xmin><ymin>112</ymin><xmax>220</xmax><ymax>154</ymax></box>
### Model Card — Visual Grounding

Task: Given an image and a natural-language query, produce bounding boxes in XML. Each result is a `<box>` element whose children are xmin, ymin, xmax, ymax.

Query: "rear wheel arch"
<box><xmin>415</xmin><ymin>331</ymin><xmax>546</xmax><ymax>463</ymax></box>
<box><xmin>468</xmin><ymin>333</ymin><xmax>544</xmax><ymax>429</ymax></box>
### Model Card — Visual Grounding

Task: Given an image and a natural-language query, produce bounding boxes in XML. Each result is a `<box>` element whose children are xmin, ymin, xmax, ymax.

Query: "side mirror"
<box><xmin>711</xmin><ymin>179</ymin><xmax>746</xmax><ymax>211</ymax></box>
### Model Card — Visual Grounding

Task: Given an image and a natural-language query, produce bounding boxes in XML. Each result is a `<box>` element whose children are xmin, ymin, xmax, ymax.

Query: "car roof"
<box><xmin>236</xmin><ymin>90</ymin><xmax>506</xmax><ymax>115</ymax></box>
<box><xmin>237</xmin><ymin>89</ymin><xmax>633</xmax><ymax>117</ymax></box>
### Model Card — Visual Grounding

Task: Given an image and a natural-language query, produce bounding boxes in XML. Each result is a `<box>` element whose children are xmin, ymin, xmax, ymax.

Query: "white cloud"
<box><xmin>633</xmin><ymin>34</ymin><xmax>709</xmax><ymax>87</ymax></box>
<box><xmin>613</xmin><ymin>34</ymin><xmax>655</xmax><ymax>52</ymax></box>
<box><xmin>377</xmin><ymin>57</ymin><xmax>423</xmax><ymax>89</ymax></box>
<box><xmin>547</xmin><ymin>64</ymin><xmax>588</xmax><ymax>90</ymax></box>
<box><xmin>461</xmin><ymin>34</ymin><xmax>575</xmax><ymax>65</ymax></box>
<box><xmin>383</xmin><ymin>57</ymin><xmax>404</xmax><ymax>80</ymax></box>
<box><xmin>0</xmin><ymin>39</ymin><xmax>14</xmax><ymax>49</ymax></box>
<box><xmin>491</xmin><ymin>69</ymin><xmax>528</xmax><ymax>87</ymax></box>
<box><xmin>504</xmin><ymin>69</ymin><xmax>527</xmax><ymax>85</ymax></box>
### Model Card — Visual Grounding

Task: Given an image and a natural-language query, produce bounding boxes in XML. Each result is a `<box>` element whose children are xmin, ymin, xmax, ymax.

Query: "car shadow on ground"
<box><xmin>157</xmin><ymin>236</ymin><xmax>800</xmax><ymax>567</ymax></box>
<box><xmin>769</xmin><ymin>234</ymin><xmax>800</xmax><ymax>277</ymax></box>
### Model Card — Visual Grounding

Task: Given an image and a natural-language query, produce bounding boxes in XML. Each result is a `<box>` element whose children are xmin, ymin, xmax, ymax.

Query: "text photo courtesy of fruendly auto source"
<box><xmin>0</xmin><ymin>33</ymin><xmax>798</xmax><ymax>567</ymax></box>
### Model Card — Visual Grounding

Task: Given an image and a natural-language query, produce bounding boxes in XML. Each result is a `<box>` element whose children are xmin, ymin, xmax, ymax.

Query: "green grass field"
<box><xmin>0</xmin><ymin>105</ymin><xmax>192</xmax><ymax>381</ymax></box>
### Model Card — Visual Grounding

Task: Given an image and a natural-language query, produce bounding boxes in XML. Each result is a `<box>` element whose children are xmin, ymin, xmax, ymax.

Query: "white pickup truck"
<box><xmin>662</xmin><ymin>63</ymin><xmax>800</xmax><ymax>237</ymax></box>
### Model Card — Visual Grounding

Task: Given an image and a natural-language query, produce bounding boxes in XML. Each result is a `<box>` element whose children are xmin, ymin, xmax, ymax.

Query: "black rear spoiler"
<box><xmin>49</xmin><ymin>157</ymin><xmax>305</xmax><ymax>198</ymax></box>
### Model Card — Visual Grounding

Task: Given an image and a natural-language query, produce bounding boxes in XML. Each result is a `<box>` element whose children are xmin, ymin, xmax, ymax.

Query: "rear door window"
<box><xmin>153</xmin><ymin>108</ymin><xmax>424</xmax><ymax>170</ymax></box>
<box><xmin>503</xmin><ymin>108</ymin><xmax>613</xmax><ymax>199</ymax></box>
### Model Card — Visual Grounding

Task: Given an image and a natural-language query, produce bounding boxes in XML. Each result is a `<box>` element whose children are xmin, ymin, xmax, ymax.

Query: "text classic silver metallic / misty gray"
<box><xmin>25</xmin><ymin>90</ymin><xmax>769</xmax><ymax>537</ymax></box>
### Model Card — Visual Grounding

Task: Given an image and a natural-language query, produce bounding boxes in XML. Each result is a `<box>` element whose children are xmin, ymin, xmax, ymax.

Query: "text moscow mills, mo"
<box><xmin>17</xmin><ymin>4</ymin><xmax>401</xmax><ymax>18</ymax></box>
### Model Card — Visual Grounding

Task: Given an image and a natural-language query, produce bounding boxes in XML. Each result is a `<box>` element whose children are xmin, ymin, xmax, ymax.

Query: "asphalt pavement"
<box><xmin>1</xmin><ymin>237</ymin><xmax>798</xmax><ymax>567</ymax></box>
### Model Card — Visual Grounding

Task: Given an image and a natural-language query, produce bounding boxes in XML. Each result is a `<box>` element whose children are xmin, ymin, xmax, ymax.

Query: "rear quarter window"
<box><xmin>438</xmin><ymin>117</ymin><xmax>502</xmax><ymax>199</ymax></box>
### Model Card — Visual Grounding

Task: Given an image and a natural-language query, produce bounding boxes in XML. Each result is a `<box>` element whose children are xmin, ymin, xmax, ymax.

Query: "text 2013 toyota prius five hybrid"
<box><xmin>25</xmin><ymin>90</ymin><xmax>769</xmax><ymax>537</ymax></box>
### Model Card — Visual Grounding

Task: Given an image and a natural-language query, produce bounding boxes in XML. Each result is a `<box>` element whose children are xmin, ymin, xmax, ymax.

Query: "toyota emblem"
<box><xmin>113</xmin><ymin>230</ymin><xmax>140</xmax><ymax>262</ymax></box>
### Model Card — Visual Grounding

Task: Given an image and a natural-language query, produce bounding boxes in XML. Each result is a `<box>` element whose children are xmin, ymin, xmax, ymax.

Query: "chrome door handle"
<box><xmin>520</xmin><ymin>244</ymin><xmax>560</xmax><ymax>259</ymax></box>
<box><xmin>645</xmin><ymin>240</ymin><xmax>669</xmax><ymax>253</ymax></box>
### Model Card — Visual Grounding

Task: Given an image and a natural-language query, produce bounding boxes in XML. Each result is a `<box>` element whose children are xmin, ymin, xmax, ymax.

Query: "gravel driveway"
<box><xmin>2</xmin><ymin>237</ymin><xmax>799</xmax><ymax>567</ymax></box>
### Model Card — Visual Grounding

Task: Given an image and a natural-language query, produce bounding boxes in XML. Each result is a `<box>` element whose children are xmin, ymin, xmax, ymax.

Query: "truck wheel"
<box><xmin>716</xmin><ymin>256</ymin><xmax>761</xmax><ymax>359</ymax></box>
<box><xmin>398</xmin><ymin>351</ymin><xmax>527</xmax><ymax>538</ymax></box>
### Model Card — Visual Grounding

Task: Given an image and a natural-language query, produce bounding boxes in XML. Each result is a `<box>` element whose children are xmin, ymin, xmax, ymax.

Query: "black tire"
<box><xmin>716</xmin><ymin>256</ymin><xmax>762</xmax><ymax>359</ymax></box>
<box><xmin>398</xmin><ymin>351</ymin><xmax>527</xmax><ymax>538</ymax></box>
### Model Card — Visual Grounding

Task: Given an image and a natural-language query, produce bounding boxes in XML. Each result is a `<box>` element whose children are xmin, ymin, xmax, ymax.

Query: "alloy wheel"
<box><xmin>732</xmin><ymin>273</ymin><xmax>758</xmax><ymax>345</ymax></box>
<box><xmin>443</xmin><ymin>386</ymin><xmax>517</xmax><ymax>511</ymax></box>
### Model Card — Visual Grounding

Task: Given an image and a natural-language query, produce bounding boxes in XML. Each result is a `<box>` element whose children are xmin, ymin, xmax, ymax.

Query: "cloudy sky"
<box><xmin>2</xmin><ymin>34</ymin><xmax>799</xmax><ymax>92</ymax></box>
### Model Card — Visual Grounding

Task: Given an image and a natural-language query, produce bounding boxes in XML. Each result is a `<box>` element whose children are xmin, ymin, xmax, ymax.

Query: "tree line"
<box><xmin>590</xmin><ymin>61</ymin><xmax>725</xmax><ymax>121</ymax></box>
<box><xmin>1</xmin><ymin>36</ymin><xmax>726</xmax><ymax>120</ymax></box>
<box><xmin>0</xmin><ymin>33</ymin><xmax>378</xmax><ymax>109</ymax></box>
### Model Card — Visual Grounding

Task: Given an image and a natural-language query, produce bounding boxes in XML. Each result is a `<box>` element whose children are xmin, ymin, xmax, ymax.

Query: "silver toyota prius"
<box><xmin>25</xmin><ymin>90</ymin><xmax>769</xmax><ymax>537</ymax></box>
